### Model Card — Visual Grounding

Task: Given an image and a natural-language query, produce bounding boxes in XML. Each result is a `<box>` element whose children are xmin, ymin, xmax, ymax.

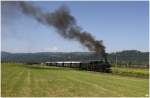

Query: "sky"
<box><xmin>1</xmin><ymin>1</ymin><xmax>149</xmax><ymax>53</ymax></box>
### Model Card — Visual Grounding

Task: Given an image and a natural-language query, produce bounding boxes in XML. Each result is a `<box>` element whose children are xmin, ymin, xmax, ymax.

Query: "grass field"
<box><xmin>1</xmin><ymin>63</ymin><xmax>149</xmax><ymax>97</ymax></box>
<box><xmin>112</xmin><ymin>67</ymin><xmax>149</xmax><ymax>78</ymax></box>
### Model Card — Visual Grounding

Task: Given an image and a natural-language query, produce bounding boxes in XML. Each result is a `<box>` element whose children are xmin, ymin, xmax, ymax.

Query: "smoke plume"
<box><xmin>18</xmin><ymin>2</ymin><xmax>107</xmax><ymax>61</ymax></box>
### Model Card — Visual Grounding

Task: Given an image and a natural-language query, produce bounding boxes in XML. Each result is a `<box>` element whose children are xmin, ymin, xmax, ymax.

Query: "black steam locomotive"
<box><xmin>46</xmin><ymin>60</ymin><xmax>111</xmax><ymax>73</ymax></box>
<box><xmin>79</xmin><ymin>60</ymin><xmax>111</xmax><ymax>73</ymax></box>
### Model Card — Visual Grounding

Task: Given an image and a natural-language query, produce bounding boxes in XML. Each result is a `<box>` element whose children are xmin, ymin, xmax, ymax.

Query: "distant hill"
<box><xmin>1</xmin><ymin>50</ymin><xmax>149</xmax><ymax>66</ymax></box>
<box><xmin>108</xmin><ymin>50</ymin><xmax>149</xmax><ymax>65</ymax></box>
<box><xmin>1</xmin><ymin>51</ymin><xmax>101</xmax><ymax>63</ymax></box>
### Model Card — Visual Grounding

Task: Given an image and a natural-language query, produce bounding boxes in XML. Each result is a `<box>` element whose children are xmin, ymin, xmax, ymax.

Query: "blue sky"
<box><xmin>1</xmin><ymin>1</ymin><xmax>149</xmax><ymax>53</ymax></box>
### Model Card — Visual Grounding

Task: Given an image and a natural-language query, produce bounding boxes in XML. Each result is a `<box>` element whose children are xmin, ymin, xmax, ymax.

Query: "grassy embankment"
<box><xmin>1</xmin><ymin>63</ymin><xmax>149</xmax><ymax>97</ymax></box>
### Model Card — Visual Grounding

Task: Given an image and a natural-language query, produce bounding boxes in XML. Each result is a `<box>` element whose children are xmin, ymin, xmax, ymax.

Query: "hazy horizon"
<box><xmin>1</xmin><ymin>49</ymin><xmax>149</xmax><ymax>54</ymax></box>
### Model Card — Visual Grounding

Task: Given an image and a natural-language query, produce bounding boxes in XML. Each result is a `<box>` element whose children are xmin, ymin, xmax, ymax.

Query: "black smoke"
<box><xmin>18</xmin><ymin>2</ymin><xmax>107</xmax><ymax>61</ymax></box>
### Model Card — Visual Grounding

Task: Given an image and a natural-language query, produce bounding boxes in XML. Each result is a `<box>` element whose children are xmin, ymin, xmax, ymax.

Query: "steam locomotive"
<box><xmin>79</xmin><ymin>60</ymin><xmax>111</xmax><ymax>73</ymax></box>
<box><xmin>45</xmin><ymin>60</ymin><xmax>111</xmax><ymax>73</ymax></box>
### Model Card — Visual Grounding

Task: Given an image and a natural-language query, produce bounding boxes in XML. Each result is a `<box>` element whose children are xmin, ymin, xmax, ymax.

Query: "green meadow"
<box><xmin>1</xmin><ymin>63</ymin><xmax>149</xmax><ymax>97</ymax></box>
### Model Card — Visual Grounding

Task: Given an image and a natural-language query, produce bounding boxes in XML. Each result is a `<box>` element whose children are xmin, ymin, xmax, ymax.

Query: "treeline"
<box><xmin>1</xmin><ymin>50</ymin><xmax>149</xmax><ymax>67</ymax></box>
<box><xmin>108</xmin><ymin>50</ymin><xmax>149</xmax><ymax>67</ymax></box>
<box><xmin>1</xmin><ymin>52</ymin><xmax>101</xmax><ymax>63</ymax></box>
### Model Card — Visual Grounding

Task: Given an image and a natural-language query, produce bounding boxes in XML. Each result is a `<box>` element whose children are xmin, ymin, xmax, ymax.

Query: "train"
<box><xmin>45</xmin><ymin>60</ymin><xmax>111</xmax><ymax>73</ymax></box>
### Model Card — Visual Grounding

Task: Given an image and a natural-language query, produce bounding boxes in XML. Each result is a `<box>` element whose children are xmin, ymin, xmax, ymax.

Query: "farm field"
<box><xmin>111</xmin><ymin>67</ymin><xmax>149</xmax><ymax>78</ymax></box>
<box><xmin>1</xmin><ymin>63</ymin><xmax>149</xmax><ymax>97</ymax></box>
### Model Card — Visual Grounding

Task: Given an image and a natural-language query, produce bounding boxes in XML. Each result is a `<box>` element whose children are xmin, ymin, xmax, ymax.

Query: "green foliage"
<box><xmin>108</xmin><ymin>50</ymin><xmax>149</xmax><ymax>65</ymax></box>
